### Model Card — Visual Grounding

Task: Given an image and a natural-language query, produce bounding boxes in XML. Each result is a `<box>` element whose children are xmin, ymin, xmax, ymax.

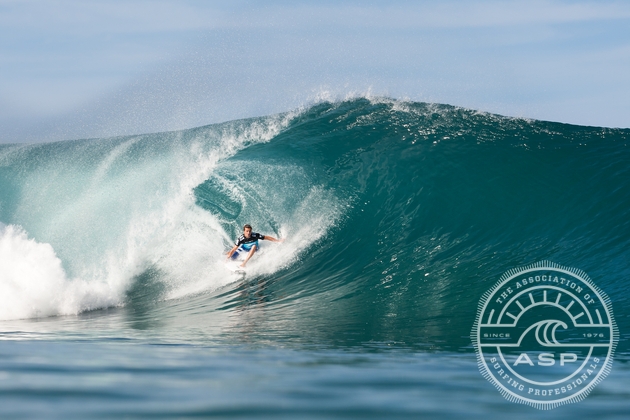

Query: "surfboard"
<box><xmin>225</xmin><ymin>260</ymin><xmax>247</xmax><ymax>275</ymax></box>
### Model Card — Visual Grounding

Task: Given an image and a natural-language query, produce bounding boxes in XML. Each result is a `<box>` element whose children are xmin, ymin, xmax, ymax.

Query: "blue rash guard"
<box><xmin>235</xmin><ymin>232</ymin><xmax>265</xmax><ymax>252</ymax></box>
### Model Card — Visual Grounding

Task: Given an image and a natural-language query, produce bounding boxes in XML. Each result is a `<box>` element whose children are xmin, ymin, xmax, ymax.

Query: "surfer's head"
<box><xmin>243</xmin><ymin>224</ymin><xmax>252</xmax><ymax>237</ymax></box>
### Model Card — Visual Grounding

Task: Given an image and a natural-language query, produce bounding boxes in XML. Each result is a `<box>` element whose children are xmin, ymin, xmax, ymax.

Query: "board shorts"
<box><xmin>230</xmin><ymin>241</ymin><xmax>259</xmax><ymax>259</ymax></box>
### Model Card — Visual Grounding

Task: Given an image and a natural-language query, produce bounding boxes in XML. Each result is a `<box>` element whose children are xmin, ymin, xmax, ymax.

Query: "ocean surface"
<box><xmin>0</xmin><ymin>98</ymin><xmax>629</xmax><ymax>418</ymax></box>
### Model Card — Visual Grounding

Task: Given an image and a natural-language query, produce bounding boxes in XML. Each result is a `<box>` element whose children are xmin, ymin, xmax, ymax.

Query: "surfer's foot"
<box><xmin>239</xmin><ymin>263</ymin><xmax>246</xmax><ymax>268</ymax></box>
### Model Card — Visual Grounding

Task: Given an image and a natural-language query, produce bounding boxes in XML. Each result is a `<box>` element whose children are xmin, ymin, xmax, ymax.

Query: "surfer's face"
<box><xmin>243</xmin><ymin>227</ymin><xmax>252</xmax><ymax>238</ymax></box>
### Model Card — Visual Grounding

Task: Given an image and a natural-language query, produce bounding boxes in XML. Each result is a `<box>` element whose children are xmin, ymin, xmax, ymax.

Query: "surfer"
<box><xmin>227</xmin><ymin>224</ymin><xmax>284</xmax><ymax>267</ymax></box>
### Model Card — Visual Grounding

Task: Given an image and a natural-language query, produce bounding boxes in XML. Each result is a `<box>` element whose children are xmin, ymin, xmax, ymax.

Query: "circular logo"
<box><xmin>472</xmin><ymin>261</ymin><xmax>618</xmax><ymax>409</ymax></box>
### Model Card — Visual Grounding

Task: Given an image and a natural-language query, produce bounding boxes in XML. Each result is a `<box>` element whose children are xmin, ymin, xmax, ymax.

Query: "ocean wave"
<box><xmin>0</xmin><ymin>98</ymin><xmax>628</xmax><ymax>352</ymax></box>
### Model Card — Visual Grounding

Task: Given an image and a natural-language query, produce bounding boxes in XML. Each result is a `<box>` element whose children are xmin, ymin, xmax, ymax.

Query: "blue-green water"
<box><xmin>0</xmin><ymin>98</ymin><xmax>629</xmax><ymax>418</ymax></box>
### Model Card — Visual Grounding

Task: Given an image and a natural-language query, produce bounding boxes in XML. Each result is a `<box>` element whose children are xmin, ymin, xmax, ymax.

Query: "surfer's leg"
<box><xmin>240</xmin><ymin>244</ymin><xmax>257</xmax><ymax>267</ymax></box>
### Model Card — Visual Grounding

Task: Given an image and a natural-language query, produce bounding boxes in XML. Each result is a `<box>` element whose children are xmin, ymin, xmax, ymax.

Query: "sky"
<box><xmin>1</xmin><ymin>0</ymin><xmax>629</xmax><ymax>143</ymax></box>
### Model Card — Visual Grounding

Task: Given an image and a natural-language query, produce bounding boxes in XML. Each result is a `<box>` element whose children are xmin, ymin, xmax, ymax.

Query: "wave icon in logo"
<box><xmin>532</xmin><ymin>320</ymin><xmax>566</xmax><ymax>346</ymax></box>
<box><xmin>472</xmin><ymin>261</ymin><xmax>618</xmax><ymax>409</ymax></box>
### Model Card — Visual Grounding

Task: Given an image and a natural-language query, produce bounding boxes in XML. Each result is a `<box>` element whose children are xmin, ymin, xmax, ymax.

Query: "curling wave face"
<box><xmin>0</xmin><ymin>98</ymin><xmax>628</xmax><ymax>351</ymax></box>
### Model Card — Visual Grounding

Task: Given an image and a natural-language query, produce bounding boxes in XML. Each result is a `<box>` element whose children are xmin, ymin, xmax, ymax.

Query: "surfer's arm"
<box><xmin>263</xmin><ymin>235</ymin><xmax>284</xmax><ymax>243</ymax></box>
<box><xmin>226</xmin><ymin>244</ymin><xmax>239</xmax><ymax>259</ymax></box>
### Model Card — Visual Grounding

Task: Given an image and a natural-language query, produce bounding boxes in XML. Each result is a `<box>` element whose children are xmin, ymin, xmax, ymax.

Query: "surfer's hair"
<box><xmin>243</xmin><ymin>224</ymin><xmax>252</xmax><ymax>231</ymax></box>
